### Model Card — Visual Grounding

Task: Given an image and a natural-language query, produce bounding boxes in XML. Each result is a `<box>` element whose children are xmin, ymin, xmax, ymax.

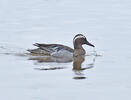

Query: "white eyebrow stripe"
<box><xmin>73</xmin><ymin>35</ymin><xmax>86</xmax><ymax>43</ymax></box>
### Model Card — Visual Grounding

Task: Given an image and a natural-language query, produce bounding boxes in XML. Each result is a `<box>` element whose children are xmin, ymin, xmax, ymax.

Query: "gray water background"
<box><xmin>0</xmin><ymin>0</ymin><xmax>131</xmax><ymax>100</ymax></box>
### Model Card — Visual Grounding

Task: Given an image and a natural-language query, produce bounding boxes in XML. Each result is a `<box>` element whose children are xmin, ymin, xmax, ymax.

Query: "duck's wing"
<box><xmin>27</xmin><ymin>48</ymin><xmax>51</xmax><ymax>56</ymax></box>
<box><xmin>27</xmin><ymin>43</ymin><xmax>74</xmax><ymax>56</ymax></box>
<box><xmin>34</xmin><ymin>43</ymin><xmax>55</xmax><ymax>48</ymax></box>
<box><xmin>34</xmin><ymin>43</ymin><xmax>74</xmax><ymax>53</ymax></box>
<box><xmin>27</xmin><ymin>43</ymin><xmax>53</xmax><ymax>55</ymax></box>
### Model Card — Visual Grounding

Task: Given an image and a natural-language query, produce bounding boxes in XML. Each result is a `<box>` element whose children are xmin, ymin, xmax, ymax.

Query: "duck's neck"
<box><xmin>73</xmin><ymin>44</ymin><xmax>86</xmax><ymax>57</ymax></box>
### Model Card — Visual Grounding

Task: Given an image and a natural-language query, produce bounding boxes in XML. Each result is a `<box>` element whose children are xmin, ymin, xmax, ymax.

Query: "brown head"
<box><xmin>73</xmin><ymin>34</ymin><xmax>95</xmax><ymax>49</ymax></box>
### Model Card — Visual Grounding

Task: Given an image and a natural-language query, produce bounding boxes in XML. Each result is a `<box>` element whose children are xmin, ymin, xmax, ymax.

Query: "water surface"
<box><xmin>0</xmin><ymin>0</ymin><xmax>131</xmax><ymax>100</ymax></box>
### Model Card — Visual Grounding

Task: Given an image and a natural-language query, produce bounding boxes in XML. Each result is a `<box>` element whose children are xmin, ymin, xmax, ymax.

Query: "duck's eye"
<box><xmin>84</xmin><ymin>38</ymin><xmax>88</xmax><ymax>43</ymax></box>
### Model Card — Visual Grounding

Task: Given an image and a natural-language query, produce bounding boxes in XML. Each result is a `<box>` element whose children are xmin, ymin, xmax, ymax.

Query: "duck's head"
<box><xmin>73</xmin><ymin>34</ymin><xmax>95</xmax><ymax>49</ymax></box>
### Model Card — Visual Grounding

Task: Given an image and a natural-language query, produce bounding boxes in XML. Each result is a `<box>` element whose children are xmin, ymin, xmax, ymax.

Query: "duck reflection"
<box><xmin>28</xmin><ymin>55</ymin><xmax>73</xmax><ymax>70</ymax></box>
<box><xmin>73</xmin><ymin>55</ymin><xmax>85</xmax><ymax>70</ymax></box>
<box><xmin>73</xmin><ymin>55</ymin><xmax>95</xmax><ymax>80</ymax></box>
<box><xmin>28</xmin><ymin>54</ymin><xmax>95</xmax><ymax>75</ymax></box>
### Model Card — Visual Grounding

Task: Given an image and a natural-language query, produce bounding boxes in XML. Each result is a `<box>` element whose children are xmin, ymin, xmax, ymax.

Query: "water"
<box><xmin>0</xmin><ymin>0</ymin><xmax>131</xmax><ymax>100</ymax></box>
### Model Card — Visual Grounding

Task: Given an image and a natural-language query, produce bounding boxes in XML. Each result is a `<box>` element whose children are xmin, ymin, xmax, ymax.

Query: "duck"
<box><xmin>27</xmin><ymin>34</ymin><xmax>95</xmax><ymax>58</ymax></box>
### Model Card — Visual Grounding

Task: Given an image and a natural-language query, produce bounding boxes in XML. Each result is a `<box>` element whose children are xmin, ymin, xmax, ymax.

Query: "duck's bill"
<box><xmin>87</xmin><ymin>42</ymin><xmax>95</xmax><ymax>47</ymax></box>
